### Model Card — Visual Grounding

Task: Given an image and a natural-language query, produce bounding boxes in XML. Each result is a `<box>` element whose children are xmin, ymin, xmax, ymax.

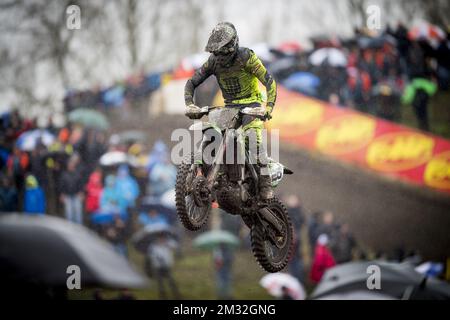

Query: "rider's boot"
<box><xmin>259</xmin><ymin>167</ymin><xmax>273</xmax><ymax>200</ymax></box>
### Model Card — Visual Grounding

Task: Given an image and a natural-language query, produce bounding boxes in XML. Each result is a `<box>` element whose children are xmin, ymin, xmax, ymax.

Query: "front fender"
<box><xmin>188</xmin><ymin>122</ymin><xmax>221</xmax><ymax>133</ymax></box>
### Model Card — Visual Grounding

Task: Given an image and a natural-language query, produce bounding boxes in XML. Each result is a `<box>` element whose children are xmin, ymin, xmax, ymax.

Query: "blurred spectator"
<box><xmin>84</xmin><ymin>168</ymin><xmax>103</xmax><ymax>215</ymax></box>
<box><xmin>0</xmin><ymin>174</ymin><xmax>18</xmax><ymax>212</ymax></box>
<box><xmin>220</xmin><ymin>208</ymin><xmax>242</xmax><ymax>237</ymax></box>
<box><xmin>393</xmin><ymin>23</ymin><xmax>410</xmax><ymax>75</ymax></box>
<box><xmin>372</xmin><ymin>76</ymin><xmax>402</xmax><ymax>121</ymax></box>
<box><xmin>29</xmin><ymin>143</ymin><xmax>48</xmax><ymax>188</ymax></box>
<box><xmin>148</xmin><ymin>156</ymin><xmax>176</xmax><ymax>198</ymax></box>
<box><xmin>407</xmin><ymin>41</ymin><xmax>429</xmax><ymax>79</ymax></box>
<box><xmin>77</xmin><ymin>129</ymin><xmax>107</xmax><ymax>174</ymax></box>
<box><xmin>46</xmin><ymin>128</ymin><xmax>74</xmax><ymax>215</ymax></box>
<box><xmin>24</xmin><ymin>175</ymin><xmax>46</xmax><ymax>215</ymax></box>
<box><xmin>285</xmin><ymin>194</ymin><xmax>305</xmax><ymax>283</ymax></box>
<box><xmin>435</xmin><ymin>33</ymin><xmax>450</xmax><ymax>90</ymax></box>
<box><xmin>100</xmin><ymin>174</ymin><xmax>127</xmax><ymax>215</ymax></box>
<box><xmin>346</xmin><ymin>67</ymin><xmax>372</xmax><ymax>112</ymax></box>
<box><xmin>402</xmin><ymin>77</ymin><xmax>437</xmax><ymax>131</ymax></box>
<box><xmin>6</xmin><ymin>146</ymin><xmax>29</xmax><ymax>197</ymax></box>
<box><xmin>331</xmin><ymin>223</ymin><xmax>356</xmax><ymax>264</ymax></box>
<box><xmin>308</xmin><ymin>211</ymin><xmax>323</xmax><ymax>254</ymax></box>
<box><xmin>213</xmin><ymin>243</ymin><xmax>235</xmax><ymax>300</ymax></box>
<box><xmin>146</xmin><ymin>140</ymin><xmax>168</xmax><ymax>173</ymax></box>
<box><xmin>59</xmin><ymin>156</ymin><xmax>84</xmax><ymax>224</ymax></box>
<box><xmin>104</xmin><ymin>216</ymin><xmax>128</xmax><ymax>257</ymax></box>
<box><xmin>412</xmin><ymin>88</ymin><xmax>431</xmax><ymax>131</ymax></box>
<box><xmin>115</xmin><ymin>164</ymin><xmax>139</xmax><ymax>210</ymax></box>
<box><xmin>128</xmin><ymin>143</ymin><xmax>148</xmax><ymax>194</ymax></box>
<box><xmin>310</xmin><ymin>234</ymin><xmax>336</xmax><ymax>283</ymax></box>
<box><xmin>147</xmin><ymin>235</ymin><xmax>180</xmax><ymax>299</ymax></box>
<box><xmin>317</xmin><ymin>211</ymin><xmax>339</xmax><ymax>242</ymax></box>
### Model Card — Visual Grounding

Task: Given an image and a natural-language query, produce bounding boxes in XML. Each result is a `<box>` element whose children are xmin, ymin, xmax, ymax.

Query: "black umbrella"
<box><xmin>267</xmin><ymin>57</ymin><xmax>297</xmax><ymax>77</ymax></box>
<box><xmin>131</xmin><ymin>224</ymin><xmax>178</xmax><ymax>254</ymax></box>
<box><xmin>357</xmin><ymin>35</ymin><xmax>397</xmax><ymax>49</ymax></box>
<box><xmin>310</xmin><ymin>261</ymin><xmax>450</xmax><ymax>300</ymax></box>
<box><xmin>0</xmin><ymin>214</ymin><xmax>148</xmax><ymax>298</ymax></box>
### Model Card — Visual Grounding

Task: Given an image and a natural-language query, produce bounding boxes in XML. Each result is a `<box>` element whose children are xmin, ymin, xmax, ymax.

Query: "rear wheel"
<box><xmin>175</xmin><ymin>154</ymin><xmax>211</xmax><ymax>231</ymax></box>
<box><xmin>251</xmin><ymin>197</ymin><xmax>293</xmax><ymax>273</ymax></box>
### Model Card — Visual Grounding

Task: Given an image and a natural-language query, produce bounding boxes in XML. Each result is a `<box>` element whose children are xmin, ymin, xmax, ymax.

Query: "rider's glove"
<box><xmin>185</xmin><ymin>104</ymin><xmax>203</xmax><ymax>119</ymax></box>
<box><xmin>264</xmin><ymin>104</ymin><xmax>274</xmax><ymax>121</ymax></box>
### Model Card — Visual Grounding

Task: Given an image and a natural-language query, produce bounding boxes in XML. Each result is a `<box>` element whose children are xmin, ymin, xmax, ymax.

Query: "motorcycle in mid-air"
<box><xmin>175</xmin><ymin>106</ymin><xmax>294</xmax><ymax>272</ymax></box>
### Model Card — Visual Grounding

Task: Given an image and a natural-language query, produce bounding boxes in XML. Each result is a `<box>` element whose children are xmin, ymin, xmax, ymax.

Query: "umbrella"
<box><xmin>99</xmin><ymin>151</ymin><xmax>129</xmax><ymax>167</ymax></box>
<box><xmin>267</xmin><ymin>57</ymin><xmax>297</xmax><ymax>76</ymax></box>
<box><xmin>16</xmin><ymin>129</ymin><xmax>55</xmax><ymax>151</ymax></box>
<box><xmin>282</xmin><ymin>72</ymin><xmax>321</xmax><ymax>96</ymax></box>
<box><xmin>139</xmin><ymin>196</ymin><xmax>176</xmax><ymax>225</ymax></box>
<box><xmin>160</xmin><ymin>188</ymin><xmax>176</xmax><ymax>209</ymax></box>
<box><xmin>310</xmin><ymin>261</ymin><xmax>450</xmax><ymax>300</ymax></box>
<box><xmin>102</xmin><ymin>85</ymin><xmax>125</xmax><ymax>108</ymax></box>
<box><xmin>193</xmin><ymin>230</ymin><xmax>240</xmax><ymax>250</ymax></box>
<box><xmin>315</xmin><ymin>290</ymin><xmax>396</xmax><ymax>300</ymax></box>
<box><xmin>309</xmin><ymin>48</ymin><xmax>347</xmax><ymax>67</ymax></box>
<box><xmin>401</xmin><ymin>78</ymin><xmax>438</xmax><ymax>105</ymax></box>
<box><xmin>118</xmin><ymin>130</ymin><xmax>146</xmax><ymax>144</ymax></box>
<box><xmin>310</xmin><ymin>35</ymin><xmax>341</xmax><ymax>48</ymax></box>
<box><xmin>357</xmin><ymin>35</ymin><xmax>397</xmax><ymax>49</ymax></box>
<box><xmin>68</xmin><ymin>108</ymin><xmax>109</xmax><ymax>130</ymax></box>
<box><xmin>276</xmin><ymin>41</ymin><xmax>302</xmax><ymax>55</ymax></box>
<box><xmin>415</xmin><ymin>262</ymin><xmax>444</xmax><ymax>277</ymax></box>
<box><xmin>0</xmin><ymin>214</ymin><xmax>148</xmax><ymax>297</ymax></box>
<box><xmin>131</xmin><ymin>223</ymin><xmax>177</xmax><ymax>253</ymax></box>
<box><xmin>409</xmin><ymin>23</ymin><xmax>445</xmax><ymax>47</ymax></box>
<box><xmin>260</xmin><ymin>272</ymin><xmax>306</xmax><ymax>300</ymax></box>
<box><xmin>90</xmin><ymin>211</ymin><xmax>128</xmax><ymax>225</ymax></box>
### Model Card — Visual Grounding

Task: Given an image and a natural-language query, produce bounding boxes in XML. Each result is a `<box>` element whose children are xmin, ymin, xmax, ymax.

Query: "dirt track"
<box><xmin>116</xmin><ymin>112</ymin><xmax>450</xmax><ymax>260</ymax></box>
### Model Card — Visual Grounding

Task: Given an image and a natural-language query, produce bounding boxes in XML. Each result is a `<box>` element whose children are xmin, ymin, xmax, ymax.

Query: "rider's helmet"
<box><xmin>205</xmin><ymin>22</ymin><xmax>239</xmax><ymax>66</ymax></box>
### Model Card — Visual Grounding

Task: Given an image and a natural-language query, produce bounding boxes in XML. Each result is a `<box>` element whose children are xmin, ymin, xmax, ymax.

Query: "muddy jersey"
<box><xmin>184</xmin><ymin>47</ymin><xmax>277</xmax><ymax>108</ymax></box>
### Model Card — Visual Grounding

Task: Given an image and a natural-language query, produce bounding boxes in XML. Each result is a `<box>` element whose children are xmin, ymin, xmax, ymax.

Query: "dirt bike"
<box><xmin>175</xmin><ymin>105</ymin><xmax>294</xmax><ymax>272</ymax></box>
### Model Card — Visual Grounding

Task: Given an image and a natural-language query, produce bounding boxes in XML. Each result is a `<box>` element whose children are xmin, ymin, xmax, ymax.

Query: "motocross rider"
<box><xmin>184</xmin><ymin>22</ymin><xmax>277</xmax><ymax>200</ymax></box>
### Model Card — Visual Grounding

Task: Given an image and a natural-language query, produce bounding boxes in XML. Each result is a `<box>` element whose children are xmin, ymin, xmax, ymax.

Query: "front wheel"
<box><xmin>175</xmin><ymin>154</ymin><xmax>211</xmax><ymax>231</ymax></box>
<box><xmin>251</xmin><ymin>198</ymin><xmax>293</xmax><ymax>273</ymax></box>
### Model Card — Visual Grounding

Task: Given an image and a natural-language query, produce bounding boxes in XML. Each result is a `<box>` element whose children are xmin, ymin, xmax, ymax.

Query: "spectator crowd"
<box><xmin>263</xmin><ymin>23</ymin><xmax>450</xmax><ymax>132</ymax></box>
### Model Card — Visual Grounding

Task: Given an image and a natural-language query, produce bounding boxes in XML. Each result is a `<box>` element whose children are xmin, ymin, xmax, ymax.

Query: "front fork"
<box><xmin>205</xmin><ymin>128</ymin><xmax>230</xmax><ymax>190</ymax></box>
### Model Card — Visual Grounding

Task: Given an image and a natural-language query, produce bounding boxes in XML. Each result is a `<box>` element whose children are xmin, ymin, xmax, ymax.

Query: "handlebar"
<box><xmin>186</xmin><ymin>105</ymin><xmax>269</xmax><ymax>120</ymax></box>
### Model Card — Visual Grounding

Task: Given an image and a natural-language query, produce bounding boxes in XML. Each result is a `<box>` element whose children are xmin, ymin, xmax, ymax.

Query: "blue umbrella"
<box><xmin>90</xmin><ymin>211</ymin><xmax>128</xmax><ymax>225</ymax></box>
<box><xmin>102</xmin><ymin>85</ymin><xmax>125</xmax><ymax>108</ymax></box>
<box><xmin>282</xmin><ymin>72</ymin><xmax>321</xmax><ymax>96</ymax></box>
<box><xmin>16</xmin><ymin>129</ymin><xmax>55</xmax><ymax>151</ymax></box>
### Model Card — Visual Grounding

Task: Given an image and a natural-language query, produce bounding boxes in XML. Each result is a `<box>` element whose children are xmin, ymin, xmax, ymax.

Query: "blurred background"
<box><xmin>1</xmin><ymin>0</ymin><xmax>450</xmax><ymax>300</ymax></box>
